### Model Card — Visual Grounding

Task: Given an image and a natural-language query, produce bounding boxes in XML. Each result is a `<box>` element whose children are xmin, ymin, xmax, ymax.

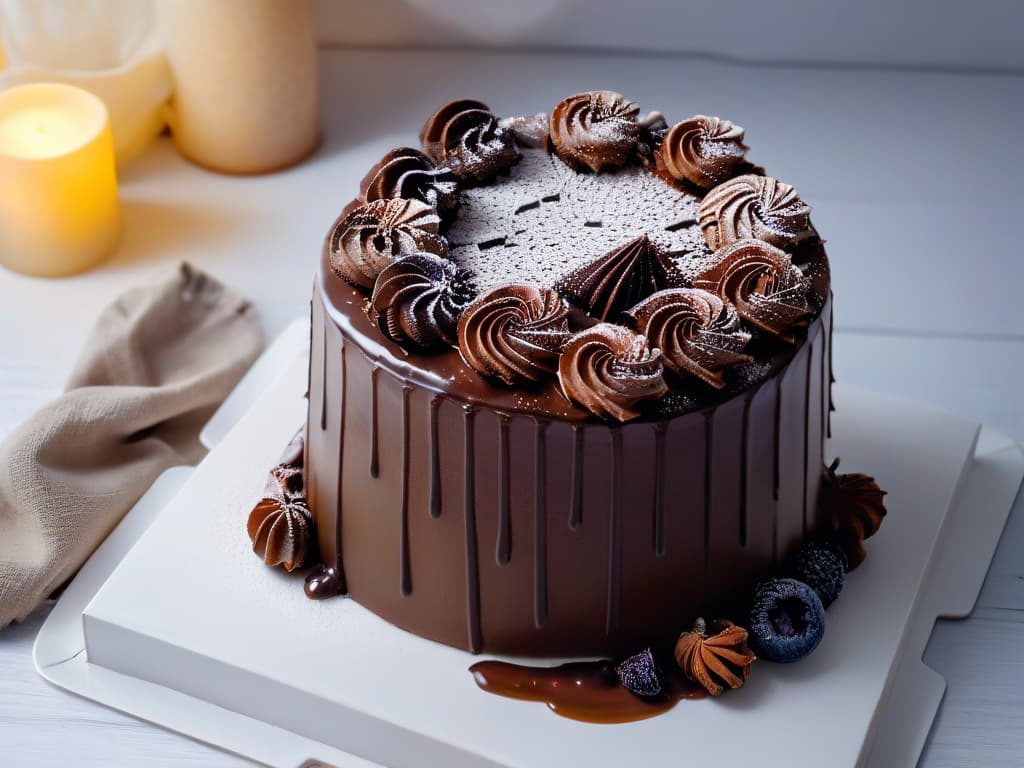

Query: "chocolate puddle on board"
<box><xmin>469</xmin><ymin>659</ymin><xmax>706</xmax><ymax>724</ymax></box>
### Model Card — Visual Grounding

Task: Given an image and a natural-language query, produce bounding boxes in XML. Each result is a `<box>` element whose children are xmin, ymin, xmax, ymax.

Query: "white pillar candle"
<box><xmin>156</xmin><ymin>0</ymin><xmax>319</xmax><ymax>175</ymax></box>
<box><xmin>0</xmin><ymin>0</ymin><xmax>173</xmax><ymax>165</ymax></box>
<box><xmin>0</xmin><ymin>83</ymin><xmax>120</xmax><ymax>277</ymax></box>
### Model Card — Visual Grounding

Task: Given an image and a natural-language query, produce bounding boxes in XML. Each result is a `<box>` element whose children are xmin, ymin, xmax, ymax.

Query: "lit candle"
<box><xmin>0</xmin><ymin>83</ymin><xmax>120</xmax><ymax>277</ymax></box>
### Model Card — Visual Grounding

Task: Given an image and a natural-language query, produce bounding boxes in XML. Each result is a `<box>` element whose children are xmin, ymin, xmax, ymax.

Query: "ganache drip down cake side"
<box><xmin>247</xmin><ymin>90</ymin><xmax>889</xmax><ymax>718</ymax></box>
<box><xmin>267</xmin><ymin>90</ymin><xmax>854</xmax><ymax>664</ymax></box>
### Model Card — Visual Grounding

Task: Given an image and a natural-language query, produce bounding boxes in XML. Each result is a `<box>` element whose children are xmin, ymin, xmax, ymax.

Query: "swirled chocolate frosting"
<box><xmin>558</xmin><ymin>323</ymin><xmax>668</xmax><ymax>421</ymax></box>
<box><xmin>420</xmin><ymin>99</ymin><xmax>489</xmax><ymax>156</ymax></box>
<box><xmin>323</xmin><ymin>90</ymin><xmax>833</xmax><ymax>422</ymax></box>
<box><xmin>247</xmin><ymin>465</ymin><xmax>316</xmax><ymax>572</ymax></box>
<box><xmin>328</xmin><ymin>198</ymin><xmax>447</xmax><ymax>290</ymax></box>
<box><xmin>626</xmin><ymin>288</ymin><xmax>752</xmax><ymax>388</ymax></box>
<box><xmin>656</xmin><ymin>116</ymin><xmax>748</xmax><ymax>189</ymax></box>
<box><xmin>360</xmin><ymin>148</ymin><xmax>459</xmax><ymax>221</ymax></box>
<box><xmin>694</xmin><ymin>239</ymin><xmax>812</xmax><ymax>342</ymax></box>
<box><xmin>699</xmin><ymin>174</ymin><xmax>817</xmax><ymax>251</ymax></box>
<box><xmin>370</xmin><ymin>252</ymin><xmax>475</xmax><ymax>350</ymax></box>
<box><xmin>419</xmin><ymin>99</ymin><xmax>519</xmax><ymax>182</ymax></box>
<box><xmin>550</xmin><ymin>91</ymin><xmax>640</xmax><ymax>173</ymax></box>
<box><xmin>554</xmin><ymin>235</ymin><xmax>684</xmax><ymax>322</ymax></box>
<box><xmin>457</xmin><ymin>285</ymin><xmax>570</xmax><ymax>386</ymax></box>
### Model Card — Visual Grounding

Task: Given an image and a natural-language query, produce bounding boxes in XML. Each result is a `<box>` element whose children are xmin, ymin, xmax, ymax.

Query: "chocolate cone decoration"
<box><xmin>555</xmin><ymin>235</ymin><xmax>684</xmax><ymax>322</ymax></box>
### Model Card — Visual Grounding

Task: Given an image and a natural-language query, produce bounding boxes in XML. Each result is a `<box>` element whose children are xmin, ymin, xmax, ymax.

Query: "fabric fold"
<box><xmin>0</xmin><ymin>263</ymin><xmax>262</xmax><ymax>628</ymax></box>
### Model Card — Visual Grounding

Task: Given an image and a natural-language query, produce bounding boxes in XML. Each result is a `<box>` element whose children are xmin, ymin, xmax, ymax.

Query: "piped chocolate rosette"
<box><xmin>324</xmin><ymin>91</ymin><xmax>828</xmax><ymax>423</ymax></box>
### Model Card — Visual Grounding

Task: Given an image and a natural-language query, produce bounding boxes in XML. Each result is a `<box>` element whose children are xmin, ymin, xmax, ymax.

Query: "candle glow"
<box><xmin>0</xmin><ymin>83</ymin><xmax>120</xmax><ymax>277</ymax></box>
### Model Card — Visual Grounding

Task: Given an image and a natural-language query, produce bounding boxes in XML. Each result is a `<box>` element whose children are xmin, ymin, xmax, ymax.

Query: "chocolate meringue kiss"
<box><xmin>626</xmin><ymin>288</ymin><xmax>752</xmax><ymax>388</ymax></box>
<box><xmin>558</xmin><ymin>323</ymin><xmax>668</xmax><ymax>421</ymax></box>
<box><xmin>419</xmin><ymin>99</ymin><xmax>520</xmax><ymax>182</ymax></box>
<box><xmin>550</xmin><ymin>91</ymin><xmax>641</xmax><ymax>173</ymax></box>
<box><xmin>699</xmin><ymin>174</ymin><xmax>817</xmax><ymax>251</ymax></box>
<box><xmin>656</xmin><ymin>116</ymin><xmax>748</xmax><ymax>189</ymax></box>
<box><xmin>694</xmin><ymin>239</ymin><xmax>813</xmax><ymax>343</ymax></box>
<box><xmin>328</xmin><ymin>198</ymin><xmax>447</xmax><ymax>289</ymax></box>
<box><xmin>458</xmin><ymin>285</ymin><xmax>571</xmax><ymax>386</ymax></box>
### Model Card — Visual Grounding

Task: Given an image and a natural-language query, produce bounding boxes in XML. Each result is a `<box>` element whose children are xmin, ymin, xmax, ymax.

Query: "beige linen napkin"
<box><xmin>0</xmin><ymin>263</ymin><xmax>262</xmax><ymax>628</ymax></box>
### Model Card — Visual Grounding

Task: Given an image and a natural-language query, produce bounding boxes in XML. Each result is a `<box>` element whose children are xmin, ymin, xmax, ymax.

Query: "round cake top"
<box><xmin>322</xmin><ymin>91</ymin><xmax>830</xmax><ymax>423</ymax></box>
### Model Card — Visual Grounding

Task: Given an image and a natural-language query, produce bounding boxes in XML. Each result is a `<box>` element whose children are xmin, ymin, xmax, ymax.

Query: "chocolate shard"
<box><xmin>554</xmin><ymin>235</ymin><xmax>685</xmax><ymax>322</ymax></box>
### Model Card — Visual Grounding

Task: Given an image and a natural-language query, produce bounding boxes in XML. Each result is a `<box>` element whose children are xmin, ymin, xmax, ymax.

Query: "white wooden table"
<box><xmin>1</xmin><ymin>46</ymin><xmax>1022</xmax><ymax>767</ymax></box>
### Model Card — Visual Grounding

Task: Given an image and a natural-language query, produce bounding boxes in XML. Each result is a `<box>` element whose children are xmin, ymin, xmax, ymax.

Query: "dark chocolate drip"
<box><xmin>828</xmin><ymin>300</ymin><xmax>835</xmax><ymax>438</ymax></box>
<box><xmin>653</xmin><ymin>422</ymin><xmax>668</xmax><ymax>558</ymax></box>
<box><xmin>606</xmin><ymin>428</ymin><xmax>623</xmax><ymax>635</ymax></box>
<box><xmin>739</xmin><ymin>393</ymin><xmax>753</xmax><ymax>548</ymax></box>
<box><xmin>534</xmin><ymin>419</ymin><xmax>549</xmax><ymax>628</ymax></box>
<box><xmin>400</xmin><ymin>385</ymin><xmax>412</xmax><ymax>596</ymax></box>
<box><xmin>428</xmin><ymin>395</ymin><xmax>442</xmax><ymax>518</ymax></box>
<box><xmin>496</xmin><ymin>417</ymin><xmax>512</xmax><ymax>566</ymax></box>
<box><xmin>463</xmin><ymin>407</ymin><xmax>482</xmax><ymax>653</ymax></box>
<box><xmin>335</xmin><ymin>341</ymin><xmax>349</xmax><ymax>592</ymax></box>
<box><xmin>319</xmin><ymin>326</ymin><xmax>328</xmax><ymax>430</ymax></box>
<box><xmin>569</xmin><ymin>425</ymin><xmax>584</xmax><ymax>530</ymax></box>
<box><xmin>369</xmin><ymin>367</ymin><xmax>380</xmax><ymax>478</ymax></box>
<box><xmin>772</xmin><ymin>380</ymin><xmax>781</xmax><ymax>567</ymax></box>
<box><xmin>305</xmin><ymin>300</ymin><xmax>313</xmax><ymax>400</ymax></box>
<box><xmin>703</xmin><ymin>410</ymin><xmax>714</xmax><ymax>582</ymax></box>
<box><xmin>820</xmin><ymin>307</ymin><xmax>828</xmax><ymax>449</ymax></box>
<box><xmin>802</xmin><ymin>344</ymin><xmax>813</xmax><ymax>535</ymax></box>
<box><xmin>468</xmin><ymin>659</ymin><xmax>706</xmax><ymax>724</ymax></box>
<box><xmin>304</xmin><ymin>565</ymin><xmax>344</xmax><ymax>599</ymax></box>
<box><xmin>772</xmin><ymin>377</ymin><xmax>782</xmax><ymax>501</ymax></box>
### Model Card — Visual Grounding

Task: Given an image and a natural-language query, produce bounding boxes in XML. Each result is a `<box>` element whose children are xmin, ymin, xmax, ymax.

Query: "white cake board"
<box><xmin>34</xmin><ymin>319</ymin><xmax>1024</xmax><ymax>768</ymax></box>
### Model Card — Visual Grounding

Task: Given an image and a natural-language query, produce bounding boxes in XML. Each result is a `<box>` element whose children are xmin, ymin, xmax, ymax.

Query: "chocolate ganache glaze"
<box><xmin>302</xmin><ymin>91</ymin><xmax>834</xmax><ymax>658</ymax></box>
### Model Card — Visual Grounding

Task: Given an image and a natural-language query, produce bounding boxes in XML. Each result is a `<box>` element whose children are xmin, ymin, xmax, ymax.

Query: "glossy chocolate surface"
<box><xmin>305</xmin><ymin>245</ymin><xmax>833</xmax><ymax>655</ymax></box>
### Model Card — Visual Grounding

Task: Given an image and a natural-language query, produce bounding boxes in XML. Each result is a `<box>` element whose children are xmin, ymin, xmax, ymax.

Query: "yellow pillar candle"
<box><xmin>0</xmin><ymin>83</ymin><xmax>120</xmax><ymax>277</ymax></box>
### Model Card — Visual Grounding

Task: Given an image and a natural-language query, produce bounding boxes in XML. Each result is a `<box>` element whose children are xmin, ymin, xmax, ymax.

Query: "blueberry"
<box><xmin>747</xmin><ymin>578</ymin><xmax>825</xmax><ymax>663</ymax></box>
<box><xmin>789</xmin><ymin>540</ymin><xmax>846</xmax><ymax>608</ymax></box>
<box><xmin>615</xmin><ymin>648</ymin><xmax>663</xmax><ymax>697</ymax></box>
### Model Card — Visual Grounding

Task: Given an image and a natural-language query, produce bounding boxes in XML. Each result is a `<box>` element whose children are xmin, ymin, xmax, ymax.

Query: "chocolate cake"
<box><xmin>283</xmin><ymin>92</ymin><xmax>840</xmax><ymax>661</ymax></box>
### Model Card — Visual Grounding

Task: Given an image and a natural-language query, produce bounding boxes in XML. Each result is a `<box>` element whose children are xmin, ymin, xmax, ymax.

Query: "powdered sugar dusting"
<box><xmin>447</xmin><ymin>149</ymin><xmax>714</xmax><ymax>292</ymax></box>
